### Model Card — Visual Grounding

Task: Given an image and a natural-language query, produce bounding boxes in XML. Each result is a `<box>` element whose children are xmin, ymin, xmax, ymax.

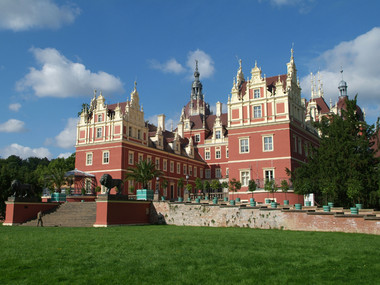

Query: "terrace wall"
<box><xmin>152</xmin><ymin>202</ymin><xmax>380</xmax><ymax>235</ymax></box>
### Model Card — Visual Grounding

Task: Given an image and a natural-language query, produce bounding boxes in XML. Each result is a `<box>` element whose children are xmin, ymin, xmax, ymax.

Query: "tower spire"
<box><xmin>338</xmin><ymin>67</ymin><xmax>348</xmax><ymax>97</ymax></box>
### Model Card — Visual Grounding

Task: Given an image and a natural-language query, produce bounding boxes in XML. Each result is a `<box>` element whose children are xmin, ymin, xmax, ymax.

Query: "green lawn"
<box><xmin>0</xmin><ymin>225</ymin><xmax>379</xmax><ymax>284</ymax></box>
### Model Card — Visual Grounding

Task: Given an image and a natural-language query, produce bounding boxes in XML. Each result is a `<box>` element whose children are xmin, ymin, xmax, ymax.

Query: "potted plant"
<box><xmin>347</xmin><ymin>178</ymin><xmax>363</xmax><ymax>214</ymax></box>
<box><xmin>229</xmin><ymin>178</ymin><xmax>241</xmax><ymax>204</ymax></box>
<box><xmin>248</xmin><ymin>179</ymin><xmax>256</xmax><ymax>205</ymax></box>
<box><xmin>280</xmin><ymin>180</ymin><xmax>290</xmax><ymax>205</ymax></box>
<box><xmin>185</xmin><ymin>184</ymin><xmax>192</xmax><ymax>201</ymax></box>
<box><xmin>177</xmin><ymin>177</ymin><xmax>184</xmax><ymax>201</ymax></box>
<box><xmin>126</xmin><ymin>160</ymin><xmax>162</xmax><ymax>200</ymax></box>
<box><xmin>221</xmin><ymin>181</ymin><xmax>229</xmax><ymax>201</ymax></box>
<box><xmin>210</xmin><ymin>179</ymin><xmax>221</xmax><ymax>201</ymax></box>
<box><xmin>161</xmin><ymin>179</ymin><xmax>168</xmax><ymax>200</ymax></box>
<box><xmin>265</xmin><ymin>179</ymin><xmax>278</xmax><ymax>208</ymax></box>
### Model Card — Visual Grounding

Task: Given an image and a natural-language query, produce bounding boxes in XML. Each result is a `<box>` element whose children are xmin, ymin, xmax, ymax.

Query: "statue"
<box><xmin>99</xmin><ymin>174</ymin><xmax>123</xmax><ymax>195</ymax></box>
<box><xmin>10</xmin><ymin>180</ymin><xmax>35</xmax><ymax>198</ymax></box>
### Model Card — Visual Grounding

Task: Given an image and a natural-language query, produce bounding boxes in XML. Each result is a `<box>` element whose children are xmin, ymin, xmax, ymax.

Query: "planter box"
<box><xmin>136</xmin><ymin>189</ymin><xmax>154</xmax><ymax>201</ymax></box>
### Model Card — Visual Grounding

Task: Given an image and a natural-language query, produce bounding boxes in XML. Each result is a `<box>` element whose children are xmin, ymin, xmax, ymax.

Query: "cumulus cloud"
<box><xmin>9</xmin><ymin>103</ymin><xmax>21</xmax><ymax>112</ymax></box>
<box><xmin>0</xmin><ymin>119</ymin><xmax>27</xmax><ymax>133</ymax></box>
<box><xmin>150</xmin><ymin>58</ymin><xmax>186</xmax><ymax>74</ymax></box>
<box><xmin>300</xmin><ymin>27</ymin><xmax>380</xmax><ymax>123</ymax></box>
<box><xmin>16</xmin><ymin>47</ymin><xmax>124</xmax><ymax>98</ymax></box>
<box><xmin>0</xmin><ymin>143</ymin><xmax>51</xmax><ymax>159</ymax></box>
<box><xmin>0</xmin><ymin>0</ymin><xmax>80</xmax><ymax>31</ymax></box>
<box><xmin>58</xmin><ymin>152</ymin><xmax>72</xmax><ymax>159</ymax></box>
<box><xmin>150</xmin><ymin>49</ymin><xmax>215</xmax><ymax>80</ymax></box>
<box><xmin>45</xmin><ymin>117</ymin><xmax>78</xmax><ymax>149</ymax></box>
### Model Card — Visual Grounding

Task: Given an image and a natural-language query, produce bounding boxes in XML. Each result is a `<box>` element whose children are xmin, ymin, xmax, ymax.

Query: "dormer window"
<box><xmin>195</xmin><ymin>134</ymin><xmax>200</xmax><ymax>142</ymax></box>
<box><xmin>254</xmin><ymin>89</ymin><xmax>260</xmax><ymax>98</ymax></box>
<box><xmin>215</xmin><ymin>130</ymin><xmax>221</xmax><ymax>139</ymax></box>
<box><xmin>98</xmin><ymin>114</ymin><xmax>102</xmax><ymax>122</ymax></box>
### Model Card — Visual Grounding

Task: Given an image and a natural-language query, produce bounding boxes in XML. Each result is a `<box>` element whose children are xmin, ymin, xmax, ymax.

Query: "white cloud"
<box><xmin>300</xmin><ymin>27</ymin><xmax>380</xmax><ymax>123</ymax></box>
<box><xmin>186</xmin><ymin>49</ymin><xmax>215</xmax><ymax>79</ymax></box>
<box><xmin>0</xmin><ymin>143</ymin><xmax>51</xmax><ymax>159</ymax></box>
<box><xmin>16</xmin><ymin>47</ymin><xmax>124</xmax><ymax>98</ymax></box>
<box><xmin>0</xmin><ymin>119</ymin><xmax>26</xmax><ymax>133</ymax></box>
<box><xmin>45</xmin><ymin>117</ymin><xmax>78</xmax><ymax>149</ymax></box>
<box><xmin>259</xmin><ymin>0</ymin><xmax>315</xmax><ymax>13</ymax></box>
<box><xmin>58</xmin><ymin>152</ymin><xmax>72</xmax><ymax>159</ymax></box>
<box><xmin>150</xmin><ymin>49</ymin><xmax>215</xmax><ymax>80</ymax></box>
<box><xmin>9</xmin><ymin>103</ymin><xmax>21</xmax><ymax>112</ymax></box>
<box><xmin>150</xmin><ymin>58</ymin><xmax>186</xmax><ymax>74</ymax></box>
<box><xmin>0</xmin><ymin>0</ymin><xmax>80</xmax><ymax>31</ymax></box>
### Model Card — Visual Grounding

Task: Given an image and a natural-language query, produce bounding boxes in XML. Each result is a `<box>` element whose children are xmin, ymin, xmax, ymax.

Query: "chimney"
<box><xmin>216</xmin><ymin>101</ymin><xmax>222</xmax><ymax>117</ymax></box>
<box><xmin>157</xmin><ymin>114</ymin><xmax>165</xmax><ymax>131</ymax></box>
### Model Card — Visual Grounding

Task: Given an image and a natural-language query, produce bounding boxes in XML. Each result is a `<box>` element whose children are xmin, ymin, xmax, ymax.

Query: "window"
<box><xmin>103</xmin><ymin>151</ymin><xmax>109</xmax><ymax>164</ymax></box>
<box><xmin>254</xmin><ymin>89</ymin><xmax>260</xmax><ymax>98</ymax></box>
<box><xmin>263</xmin><ymin>136</ymin><xmax>273</xmax><ymax>151</ymax></box>
<box><xmin>226</xmin><ymin>147</ymin><xmax>229</xmax><ymax>158</ymax></box>
<box><xmin>240</xmin><ymin>171</ymin><xmax>250</xmax><ymax>186</ymax></box>
<box><xmin>304</xmin><ymin>142</ymin><xmax>309</xmax><ymax>157</ymax></box>
<box><xmin>96</xmin><ymin>127</ymin><xmax>102</xmax><ymax>138</ymax></box>
<box><xmin>177</xmin><ymin>163</ymin><xmax>181</xmax><ymax>174</ymax></box>
<box><xmin>86</xmin><ymin>153</ymin><xmax>93</xmax><ymax>166</ymax></box>
<box><xmin>129</xmin><ymin>126</ymin><xmax>132</xmax><ymax>137</ymax></box>
<box><xmin>215</xmin><ymin>168</ymin><xmax>221</xmax><ymax>178</ymax></box>
<box><xmin>205</xmin><ymin>169</ymin><xmax>211</xmax><ymax>179</ymax></box>
<box><xmin>194</xmin><ymin>167</ymin><xmax>197</xmax><ymax>177</ymax></box>
<box><xmin>265</xmin><ymin>169</ymin><xmax>274</xmax><ymax>181</ymax></box>
<box><xmin>294</xmin><ymin>136</ymin><xmax>297</xmax><ymax>152</ymax></box>
<box><xmin>170</xmin><ymin>161</ymin><xmax>174</xmax><ymax>173</ymax></box>
<box><xmin>205</xmin><ymin>150</ymin><xmax>211</xmax><ymax>160</ymax></box>
<box><xmin>155</xmin><ymin>158</ymin><xmax>160</xmax><ymax>170</ymax></box>
<box><xmin>163</xmin><ymin>159</ymin><xmax>167</xmax><ymax>171</ymax></box>
<box><xmin>240</xmin><ymin>138</ymin><xmax>249</xmax><ymax>153</ymax></box>
<box><xmin>226</xmin><ymin>168</ymin><xmax>229</xmax><ymax>178</ymax></box>
<box><xmin>200</xmin><ymin>169</ymin><xmax>203</xmax><ymax>179</ymax></box>
<box><xmin>215</xmin><ymin>130</ymin><xmax>221</xmax><ymax>139</ymax></box>
<box><xmin>215</xmin><ymin>149</ymin><xmax>221</xmax><ymax>159</ymax></box>
<box><xmin>147</xmin><ymin>156</ymin><xmax>152</xmax><ymax>163</ymax></box>
<box><xmin>98</xmin><ymin>114</ymin><xmax>102</xmax><ymax>122</ymax></box>
<box><xmin>195</xmin><ymin>134</ymin><xmax>200</xmax><ymax>142</ymax></box>
<box><xmin>189</xmin><ymin>166</ymin><xmax>192</xmax><ymax>176</ymax></box>
<box><xmin>138</xmin><ymin>154</ymin><xmax>143</xmax><ymax>163</ymax></box>
<box><xmin>138</xmin><ymin>129</ymin><xmax>141</xmax><ymax>140</ymax></box>
<box><xmin>298</xmin><ymin>138</ymin><xmax>302</xmax><ymax>154</ymax></box>
<box><xmin>183</xmin><ymin>164</ymin><xmax>187</xmax><ymax>175</ymax></box>
<box><xmin>128</xmin><ymin>152</ymin><xmax>134</xmax><ymax>165</ymax></box>
<box><xmin>254</xmin><ymin>106</ymin><xmax>262</xmax><ymax>118</ymax></box>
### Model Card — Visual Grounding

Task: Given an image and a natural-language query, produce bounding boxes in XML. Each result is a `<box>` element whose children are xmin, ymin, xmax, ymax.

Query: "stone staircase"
<box><xmin>22</xmin><ymin>202</ymin><xmax>97</xmax><ymax>227</ymax></box>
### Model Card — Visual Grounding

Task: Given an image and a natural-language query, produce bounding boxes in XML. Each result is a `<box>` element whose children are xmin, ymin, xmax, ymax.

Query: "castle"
<box><xmin>75</xmin><ymin>49</ymin><xmax>358</xmax><ymax>203</ymax></box>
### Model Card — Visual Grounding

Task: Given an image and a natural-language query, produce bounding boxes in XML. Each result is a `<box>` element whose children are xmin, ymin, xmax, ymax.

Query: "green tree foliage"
<box><xmin>195</xmin><ymin>178</ymin><xmax>203</xmax><ymax>191</ymax></box>
<box><xmin>0</xmin><ymin>154</ymin><xmax>74</xmax><ymax>218</ymax></box>
<box><xmin>265</xmin><ymin>179</ymin><xmax>278</xmax><ymax>200</ymax></box>
<box><xmin>177</xmin><ymin>177</ymin><xmax>184</xmax><ymax>192</ymax></box>
<box><xmin>210</xmin><ymin>179</ymin><xmax>221</xmax><ymax>191</ymax></box>
<box><xmin>280</xmin><ymin>180</ymin><xmax>290</xmax><ymax>200</ymax></box>
<box><xmin>125</xmin><ymin>160</ymin><xmax>162</xmax><ymax>189</ymax></box>
<box><xmin>290</xmin><ymin>96</ymin><xmax>380</xmax><ymax>208</ymax></box>
<box><xmin>248</xmin><ymin>179</ymin><xmax>257</xmax><ymax>198</ymax></box>
<box><xmin>203</xmin><ymin>180</ymin><xmax>211</xmax><ymax>193</ymax></box>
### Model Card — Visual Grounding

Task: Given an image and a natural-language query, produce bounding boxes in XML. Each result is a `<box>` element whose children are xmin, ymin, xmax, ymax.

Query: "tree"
<box><xmin>125</xmin><ymin>160</ymin><xmax>163</xmax><ymax>189</ymax></box>
<box><xmin>248</xmin><ymin>179</ymin><xmax>257</xmax><ymax>199</ymax></box>
<box><xmin>210</xmin><ymin>179</ymin><xmax>221</xmax><ymax>192</ymax></box>
<box><xmin>229</xmin><ymin>178</ymin><xmax>241</xmax><ymax>200</ymax></box>
<box><xmin>178</xmin><ymin>177</ymin><xmax>184</xmax><ymax>196</ymax></box>
<box><xmin>280</xmin><ymin>180</ymin><xmax>289</xmax><ymax>200</ymax></box>
<box><xmin>265</xmin><ymin>179</ymin><xmax>278</xmax><ymax>201</ymax></box>
<box><xmin>203</xmin><ymin>180</ymin><xmax>211</xmax><ymax>194</ymax></box>
<box><xmin>289</xmin><ymin>96</ymin><xmax>379</xmax><ymax>207</ymax></box>
<box><xmin>195</xmin><ymin>177</ymin><xmax>203</xmax><ymax>191</ymax></box>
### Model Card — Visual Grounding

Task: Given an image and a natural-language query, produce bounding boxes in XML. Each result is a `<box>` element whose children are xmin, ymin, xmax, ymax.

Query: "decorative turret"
<box><xmin>338</xmin><ymin>68</ymin><xmax>348</xmax><ymax>97</ymax></box>
<box><xmin>191</xmin><ymin>60</ymin><xmax>203</xmax><ymax>100</ymax></box>
<box><xmin>286</xmin><ymin>47</ymin><xmax>297</xmax><ymax>83</ymax></box>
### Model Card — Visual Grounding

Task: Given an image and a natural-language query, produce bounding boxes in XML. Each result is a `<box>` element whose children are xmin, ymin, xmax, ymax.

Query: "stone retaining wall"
<box><xmin>152</xmin><ymin>201</ymin><xmax>380</xmax><ymax>235</ymax></box>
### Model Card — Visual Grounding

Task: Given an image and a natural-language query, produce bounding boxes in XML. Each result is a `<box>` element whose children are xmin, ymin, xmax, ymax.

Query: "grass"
<box><xmin>0</xmin><ymin>225</ymin><xmax>379</xmax><ymax>284</ymax></box>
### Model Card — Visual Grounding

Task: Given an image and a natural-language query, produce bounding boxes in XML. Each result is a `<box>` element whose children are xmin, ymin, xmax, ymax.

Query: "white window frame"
<box><xmin>183</xmin><ymin>164</ymin><xmax>187</xmax><ymax>175</ymax></box>
<box><xmin>205</xmin><ymin>149</ymin><xmax>211</xmax><ymax>160</ymax></box>
<box><xmin>155</xmin><ymin>158</ymin><xmax>160</xmax><ymax>170</ymax></box>
<box><xmin>264</xmin><ymin>169</ymin><xmax>275</xmax><ymax>182</ymax></box>
<box><xmin>170</xmin><ymin>161</ymin><xmax>174</xmax><ymax>173</ymax></box>
<box><xmin>254</xmin><ymin>89</ymin><xmax>260</xmax><ymax>99</ymax></box>
<box><xmin>98</xmin><ymin>114</ymin><xmax>102</xmax><ymax>122</ymax></box>
<box><xmin>205</xmin><ymin>169</ymin><xmax>211</xmax><ymax>179</ymax></box>
<box><xmin>240</xmin><ymin>170</ymin><xmax>250</xmax><ymax>187</ymax></box>
<box><xmin>86</xmin><ymin>152</ymin><xmax>93</xmax><ymax>166</ymax></box>
<box><xmin>253</xmin><ymin>105</ymin><xmax>262</xmax><ymax>118</ymax></box>
<box><xmin>128</xmin><ymin>152</ymin><xmax>134</xmax><ymax>165</ymax></box>
<box><xmin>163</xmin><ymin>159</ymin><xmax>167</xmax><ymax>171</ymax></box>
<box><xmin>215</xmin><ymin>168</ymin><xmax>221</xmax><ymax>179</ymax></box>
<box><xmin>102</xmin><ymin>151</ymin><xmax>110</xmax><ymax>164</ymax></box>
<box><xmin>215</xmin><ymin>130</ymin><xmax>221</xmax><ymax>139</ymax></box>
<box><xmin>195</xmin><ymin>134</ymin><xmax>200</xmax><ymax>142</ymax></box>
<box><xmin>298</xmin><ymin>138</ymin><xmax>302</xmax><ymax>154</ymax></box>
<box><xmin>239</xmin><ymin>138</ymin><xmax>249</xmax><ymax>153</ymax></box>
<box><xmin>138</xmin><ymin>154</ymin><xmax>143</xmax><ymax>163</ymax></box>
<box><xmin>96</xmin><ymin>127</ymin><xmax>102</xmax><ymax>138</ymax></box>
<box><xmin>177</xmin><ymin>163</ymin><xmax>181</xmax><ymax>174</ymax></box>
<box><xmin>189</xmin><ymin>166</ymin><xmax>192</xmax><ymax>176</ymax></box>
<box><xmin>226</xmin><ymin>147</ymin><xmax>229</xmax><ymax>158</ymax></box>
<box><xmin>215</xmin><ymin>149</ymin><xmax>221</xmax><ymax>159</ymax></box>
<box><xmin>263</xmin><ymin>135</ymin><xmax>273</xmax><ymax>152</ymax></box>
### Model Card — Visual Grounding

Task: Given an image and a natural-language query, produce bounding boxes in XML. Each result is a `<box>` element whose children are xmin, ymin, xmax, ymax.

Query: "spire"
<box><xmin>338</xmin><ymin>67</ymin><xmax>348</xmax><ymax>97</ymax></box>
<box><xmin>287</xmin><ymin>45</ymin><xmax>297</xmax><ymax>83</ymax></box>
<box><xmin>191</xmin><ymin>60</ymin><xmax>203</xmax><ymax>100</ymax></box>
<box><xmin>236</xmin><ymin>59</ymin><xmax>245</xmax><ymax>86</ymax></box>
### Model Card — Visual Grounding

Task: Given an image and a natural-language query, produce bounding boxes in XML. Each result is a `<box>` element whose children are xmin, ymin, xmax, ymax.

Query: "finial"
<box><xmin>239</xmin><ymin>59</ymin><xmax>242</xmax><ymax>69</ymax></box>
<box><xmin>134</xmin><ymin>81</ymin><xmax>137</xmax><ymax>91</ymax></box>
<box><xmin>94</xmin><ymin>89</ymin><xmax>97</xmax><ymax>98</ymax></box>
<box><xmin>291</xmin><ymin>43</ymin><xmax>294</xmax><ymax>59</ymax></box>
<box><xmin>195</xmin><ymin>60</ymin><xmax>198</xmax><ymax>71</ymax></box>
<box><xmin>255</xmin><ymin>60</ymin><xmax>257</xmax><ymax>67</ymax></box>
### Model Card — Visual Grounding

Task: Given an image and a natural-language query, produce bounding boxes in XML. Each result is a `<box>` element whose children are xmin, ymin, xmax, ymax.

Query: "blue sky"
<box><xmin>1</xmin><ymin>0</ymin><xmax>380</xmax><ymax>159</ymax></box>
